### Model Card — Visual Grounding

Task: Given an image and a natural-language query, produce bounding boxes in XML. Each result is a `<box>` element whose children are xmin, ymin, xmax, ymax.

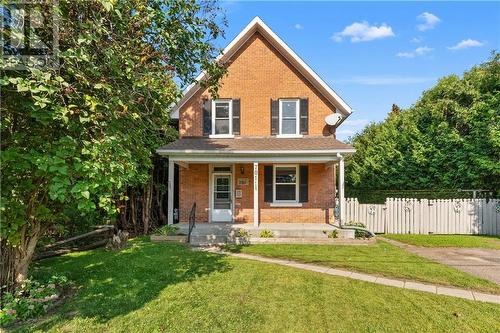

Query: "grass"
<box><xmin>12</xmin><ymin>238</ymin><xmax>500</xmax><ymax>333</ymax></box>
<box><xmin>223</xmin><ymin>241</ymin><xmax>500</xmax><ymax>294</ymax></box>
<box><xmin>383</xmin><ymin>234</ymin><xmax>500</xmax><ymax>249</ymax></box>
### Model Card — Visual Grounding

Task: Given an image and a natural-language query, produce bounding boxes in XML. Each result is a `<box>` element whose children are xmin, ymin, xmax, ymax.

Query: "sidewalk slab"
<box><xmin>472</xmin><ymin>292</ymin><xmax>500</xmax><ymax>304</ymax></box>
<box><xmin>376</xmin><ymin>277</ymin><xmax>405</xmax><ymax>288</ymax></box>
<box><xmin>350</xmin><ymin>272</ymin><xmax>378</xmax><ymax>283</ymax></box>
<box><xmin>324</xmin><ymin>268</ymin><xmax>353</xmax><ymax>278</ymax></box>
<box><xmin>404</xmin><ymin>282</ymin><xmax>437</xmax><ymax>294</ymax></box>
<box><xmin>436</xmin><ymin>287</ymin><xmax>475</xmax><ymax>300</ymax></box>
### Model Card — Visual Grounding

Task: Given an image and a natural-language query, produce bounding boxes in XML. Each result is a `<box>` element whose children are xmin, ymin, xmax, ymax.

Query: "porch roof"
<box><xmin>156</xmin><ymin>136</ymin><xmax>354</xmax><ymax>156</ymax></box>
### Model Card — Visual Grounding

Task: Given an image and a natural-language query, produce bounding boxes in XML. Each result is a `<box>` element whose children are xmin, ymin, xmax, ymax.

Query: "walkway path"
<box><xmin>381</xmin><ymin>237</ymin><xmax>500</xmax><ymax>285</ymax></box>
<box><xmin>205</xmin><ymin>248</ymin><xmax>500</xmax><ymax>305</ymax></box>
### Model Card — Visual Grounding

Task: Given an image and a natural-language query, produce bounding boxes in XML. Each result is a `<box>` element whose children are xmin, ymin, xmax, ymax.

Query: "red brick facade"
<box><xmin>177</xmin><ymin>30</ymin><xmax>339</xmax><ymax>224</ymax></box>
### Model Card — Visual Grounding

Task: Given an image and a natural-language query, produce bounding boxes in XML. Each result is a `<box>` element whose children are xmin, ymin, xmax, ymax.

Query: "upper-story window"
<box><xmin>279</xmin><ymin>99</ymin><xmax>300</xmax><ymax>137</ymax></box>
<box><xmin>211</xmin><ymin>100</ymin><xmax>233</xmax><ymax>137</ymax></box>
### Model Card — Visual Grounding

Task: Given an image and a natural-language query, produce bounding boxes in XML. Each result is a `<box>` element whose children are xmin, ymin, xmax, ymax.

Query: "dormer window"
<box><xmin>211</xmin><ymin>100</ymin><xmax>233</xmax><ymax>137</ymax></box>
<box><xmin>279</xmin><ymin>99</ymin><xmax>300</xmax><ymax>137</ymax></box>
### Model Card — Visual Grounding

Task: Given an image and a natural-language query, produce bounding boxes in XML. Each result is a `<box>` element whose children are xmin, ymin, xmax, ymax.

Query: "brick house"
<box><xmin>157</xmin><ymin>17</ymin><xmax>355</xmax><ymax>227</ymax></box>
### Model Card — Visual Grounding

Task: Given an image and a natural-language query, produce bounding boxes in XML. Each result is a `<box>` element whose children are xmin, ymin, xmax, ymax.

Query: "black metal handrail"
<box><xmin>187</xmin><ymin>202</ymin><xmax>196</xmax><ymax>243</ymax></box>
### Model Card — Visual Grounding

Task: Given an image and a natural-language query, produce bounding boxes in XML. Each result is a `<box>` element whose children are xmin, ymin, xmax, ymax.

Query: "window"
<box><xmin>279</xmin><ymin>99</ymin><xmax>300</xmax><ymax>136</ymax></box>
<box><xmin>274</xmin><ymin>165</ymin><xmax>298</xmax><ymax>202</ymax></box>
<box><xmin>212</xmin><ymin>100</ymin><xmax>232</xmax><ymax>136</ymax></box>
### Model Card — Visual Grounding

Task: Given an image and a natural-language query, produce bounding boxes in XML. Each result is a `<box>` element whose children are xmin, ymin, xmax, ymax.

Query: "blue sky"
<box><xmin>216</xmin><ymin>1</ymin><xmax>500</xmax><ymax>140</ymax></box>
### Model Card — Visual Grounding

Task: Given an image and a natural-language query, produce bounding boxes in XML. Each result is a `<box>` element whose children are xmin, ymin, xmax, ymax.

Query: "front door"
<box><xmin>212</xmin><ymin>174</ymin><xmax>232</xmax><ymax>222</ymax></box>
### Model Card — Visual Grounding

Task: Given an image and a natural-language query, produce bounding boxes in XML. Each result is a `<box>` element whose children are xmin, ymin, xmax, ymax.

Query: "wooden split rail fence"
<box><xmin>344</xmin><ymin>198</ymin><xmax>500</xmax><ymax>235</ymax></box>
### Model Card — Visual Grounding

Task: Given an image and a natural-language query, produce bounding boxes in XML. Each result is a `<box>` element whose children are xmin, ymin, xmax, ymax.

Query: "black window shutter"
<box><xmin>202</xmin><ymin>99</ymin><xmax>212</xmax><ymax>136</ymax></box>
<box><xmin>264</xmin><ymin>166</ymin><xmax>273</xmax><ymax>202</ymax></box>
<box><xmin>300</xmin><ymin>98</ymin><xmax>309</xmax><ymax>135</ymax></box>
<box><xmin>232</xmin><ymin>99</ymin><xmax>240</xmax><ymax>135</ymax></box>
<box><xmin>271</xmin><ymin>99</ymin><xmax>279</xmax><ymax>135</ymax></box>
<box><xmin>299</xmin><ymin>165</ymin><xmax>308</xmax><ymax>203</ymax></box>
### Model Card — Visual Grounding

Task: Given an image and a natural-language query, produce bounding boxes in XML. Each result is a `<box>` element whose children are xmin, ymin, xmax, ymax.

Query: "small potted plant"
<box><xmin>150</xmin><ymin>225</ymin><xmax>187</xmax><ymax>243</ymax></box>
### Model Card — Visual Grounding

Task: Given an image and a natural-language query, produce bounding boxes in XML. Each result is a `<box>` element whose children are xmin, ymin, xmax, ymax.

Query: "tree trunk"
<box><xmin>1</xmin><ymin>220</ymin><xmax>41</xmax><ymax>295</ymax></box>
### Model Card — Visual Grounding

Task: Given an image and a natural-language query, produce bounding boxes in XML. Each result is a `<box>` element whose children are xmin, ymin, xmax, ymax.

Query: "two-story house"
<box><xmin>157</xmin><ymin>17</ymin><xmax>355</xmax><ymax>228</ymax></box>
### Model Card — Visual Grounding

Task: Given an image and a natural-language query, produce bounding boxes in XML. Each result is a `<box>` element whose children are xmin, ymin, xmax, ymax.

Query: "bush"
<box><xmin>259</xmin><ymin>230</ymin><xmax>274</xmax><ymax>238</ymax></box>
<box><xmin>345</xmin><ymin>221</ymin><xmax>368</xmax><ymax>239</ymax></box>
<box><xmin>235</xmin><ymin>229</ymin><xmax>250</xmax><ymax>238</ymax></box>
<box><xmin>327</xmin><ymin>230</ymin><xmax>338</xmax><ymax>239</ymax></box>
<box><xmin>155</xmin><ymin>225</ymin><xmax>179</xmax><ymax>236</ymax></box>
<box><xmin>0</xmin><ymin>275</ymin><xmax>69</xmax><ymax>327</ymax></box>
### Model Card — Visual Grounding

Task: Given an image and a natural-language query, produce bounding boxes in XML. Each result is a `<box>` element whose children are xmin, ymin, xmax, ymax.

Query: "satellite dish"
<box><xmin>325</xmin><ymin>113</ymin><xmax>342</xmax><ymax>126</ymax></box>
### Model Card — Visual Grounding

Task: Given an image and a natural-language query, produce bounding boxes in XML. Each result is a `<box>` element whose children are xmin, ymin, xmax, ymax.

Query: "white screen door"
<box><xmin>212</xmin><ymin>174</ymin><xmax>232</xmax><ymax>222</ymax></box>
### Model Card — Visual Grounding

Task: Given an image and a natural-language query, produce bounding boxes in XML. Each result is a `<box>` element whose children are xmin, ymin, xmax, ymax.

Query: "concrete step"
<box><xmin>189</xmin><ymin>234</ymin><xmax>229</xmax><ymax>245</ymax></box>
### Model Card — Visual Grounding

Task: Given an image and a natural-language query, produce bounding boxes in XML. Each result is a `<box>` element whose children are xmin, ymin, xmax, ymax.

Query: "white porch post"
<box><xmin>167</xmin><ymin>158</ymin><xmax>174</xmax><ymax>225</ymax></box>
<box><xmin>253</xmin><ymin>162</ymin><xmax>259</xmax><ymax>227</ymax></box>
<box><xmin>338</xmin><ymin>154</ymin><xmax>345</xmax><ymax>225</ymax></box>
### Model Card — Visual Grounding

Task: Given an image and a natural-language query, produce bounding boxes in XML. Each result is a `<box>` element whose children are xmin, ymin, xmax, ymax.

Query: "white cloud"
<box><xmin>343</xmin><ymin>119</ymin><xmax>371</xmax><ymax>127</ymax></box>
<box><xmin>332</xmin><ymin>76</ymin><xmax>435</xmax><ymax>85</ymax></box>
<box><xmin>410</xmin><ymin>37</ymin><xmax>422</xmax><ymax>43</ymax></box>
<box><xmin>294</xmin><ymin>23</ymin><xmax>304</xmax><ymax>30</ymax></box>
<box><xmin>448</xmin><ymin>39</ymin><xmax>485</xmax><ymax>50</ymax></box>
<box><xmin>396</xmin><ymin>46</ymin><xmax>433</xmax><ymax>58</ymax></box>
<box><xmin>332</xmin><ymin>21</ymin><xmax>395</xmax><ymax>43</ymax></box>
<box><xmin>417</xmin><ymin>12</ymin><xmax>441</xmax><ymax>31</ymax></box>
<box><xmin>336</xmin><ymin>118</ymin><xmax>372</xmax><ymax>139</ymax></box>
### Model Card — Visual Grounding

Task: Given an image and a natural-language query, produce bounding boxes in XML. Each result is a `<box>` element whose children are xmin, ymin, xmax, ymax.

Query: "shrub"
<box><xmin>327</xmin><ymin>230</ymin><xmax>338</xmax><ymax>239</ymax></box>
<box><xmin>345</xmin><ymin>221</ymin><xmax>368</xmax><ymax>239</ymax></box>
<box><xmin>235</xmin><ymin>229</ymin><xmax>250</xmax><ymax>238</ymax></box>
<box><xmin>259</xmin><ymin>230</ymin><xmax>274</xmax><ymax>238</ymax></box>
<box><xmin>0</xmin><ymin>275</ymin><xmax>69</xmax><ymax>327</ymax></box>
<box><xmin>155</xmin><ymin>225</ymin><xmax>179</xmax><ymax>236</ymax></box>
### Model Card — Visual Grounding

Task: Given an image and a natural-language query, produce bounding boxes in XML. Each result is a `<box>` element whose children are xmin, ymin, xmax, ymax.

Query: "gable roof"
<box><xmin>171</xmin><ymin>16</ymin><xmax>352</xmax><ymax>120</ymax></box>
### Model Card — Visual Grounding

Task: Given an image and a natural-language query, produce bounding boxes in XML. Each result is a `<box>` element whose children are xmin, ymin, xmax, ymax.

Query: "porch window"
<box><xmin>279</xmin><ymin>99</ymin><xmax>300</xmax><ymax>136</ymax></box>
<box><xmin>273</xmin><ymin>165</ymin><xmax>298</xmax><ymax>202</ymax></box>
<box><xmin>212</xmin><ymin>100</ymin><xmax>232</xmax><ymax>136</ymax></box>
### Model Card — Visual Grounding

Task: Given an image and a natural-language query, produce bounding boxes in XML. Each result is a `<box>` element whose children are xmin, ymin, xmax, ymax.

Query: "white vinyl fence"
<box><xmin>344</xmin><ymin>198</ymin><xmax>500</xmax><ymax>235</ymax></box>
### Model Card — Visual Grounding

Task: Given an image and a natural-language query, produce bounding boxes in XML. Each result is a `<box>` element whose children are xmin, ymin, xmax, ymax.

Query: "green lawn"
<box><xmin>223</xmin><ymin>241</ymin><xmax>500</xmax><ymax>294</ymax></box>
<box><xmin>12</xmin><ymin>239</ymin><xmax>500</xmax><ymax>333</ymax></box>
<box><xmin>383</xmin><ymin>234</ymin><xmax>500</xmax><ymax>249</ymax></box>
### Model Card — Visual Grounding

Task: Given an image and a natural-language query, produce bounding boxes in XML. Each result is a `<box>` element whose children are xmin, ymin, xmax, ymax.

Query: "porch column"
<box><xmin>253</xmin><ymin>162</ymin><xmax>259</xmax><ymax>227</ymax></box>
<box><xmin>167</xmin><ymin>158</ymin><xmax>174</xmax><ymax>225</ymax></box>
<box><xmin>338</xmin><ymin>154</ymin><xmax>345</xmax><ymax>225</ymax></box>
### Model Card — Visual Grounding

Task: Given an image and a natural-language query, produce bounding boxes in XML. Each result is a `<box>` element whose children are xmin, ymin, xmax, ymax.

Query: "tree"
<box><xmin>1</xmin><ymin>0</ymin><xmax>226</xmax><ymax>289</ymax></box>
<box><xmin>346</xmin><ymin>52</ymin><xmax>500</xmax><ymax>193</ymax></box>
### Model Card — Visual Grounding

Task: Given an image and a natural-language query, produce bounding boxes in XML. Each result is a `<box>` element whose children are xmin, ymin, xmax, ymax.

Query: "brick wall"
<box><xmin>179</xmin><ymin>32</ymin><xmax>338</xmax><ymax>138</ymax></box>
<box><xmin>180</xmin><ymin>163</ymin><xmax>336</xmax><ymax>224</ymax></box>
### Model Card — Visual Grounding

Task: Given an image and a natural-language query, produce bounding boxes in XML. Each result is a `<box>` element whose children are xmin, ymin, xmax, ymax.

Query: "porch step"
<box><xmin>189</xmin><ymin>234</ymin><xmax>229</xmax><ymax>246</ymax></box>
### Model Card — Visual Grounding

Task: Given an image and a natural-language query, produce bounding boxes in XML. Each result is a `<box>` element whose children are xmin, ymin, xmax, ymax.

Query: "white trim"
<box><xmin>167</xmin><ymin>159</ymin><xmax>174</xmax><ymax>225</ymax></box>
<box><xmin>273</xmin><ymin>164</ymin><xmax>299</xmax><ymax>204</ymax></box>
<box><xmin>158</xmin><ymin>149</ymin><xmax>356</xmax><ymax>155</ymax></box>
<box><xmin>171</xmin><ymin>17</ymin><xmax>353</xmax><ymax>119</ymax></box>
<box><xmin>253</xmin><ymin>162</ymin><xmax>259</xmax><ymax>227</ymax></box>
<box><xmin>276</xmin><ymin>135</ymin><xmax>303</xmax><ymax>139</ymax></box>
<box><xmin>211</xmin><ymin>99</ymin><xmax>233</xmax><ymax>137</ymax></box>
<box><xmin>270</xmin><ymin>202</ymin><xmax>303</xmax><ymax>207</ymax></box>
<box><xmin>209</xmin><ymin>164</ymin><xmax>235</xmax><ymax>223</ymax></box>
<box><xmin>279</xmin><ymin>99</ymin><xmax>300</xmax><ymax>136</ymax></box>
<box><xmin>170</xmin><ymin>156</ymin><xmax>339</xmax><ymax>163</ymax></box>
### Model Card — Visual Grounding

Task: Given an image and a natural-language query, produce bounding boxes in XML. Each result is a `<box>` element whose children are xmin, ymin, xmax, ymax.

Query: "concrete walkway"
<box><xmin>206</xmin><ymin>249</ymin><xmax>500</xmax><ymax>305</ymax></box>
<box><xmin>381</xmin><ymin>237</ymin><xmax>500</xmax><ymax>285</ymax></box>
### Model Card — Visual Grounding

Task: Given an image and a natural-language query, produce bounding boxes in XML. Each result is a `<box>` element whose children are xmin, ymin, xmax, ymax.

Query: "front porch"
<box><xmin>157</xmin><ymin>136</ymin><xmax>354</xmax><ymax>228</ymax></box>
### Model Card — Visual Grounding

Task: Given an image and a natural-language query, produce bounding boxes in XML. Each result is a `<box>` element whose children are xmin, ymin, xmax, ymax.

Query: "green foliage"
<box><xmin>346</xmin><ymin>53</ymin><xmax>500</xmax><ymax>196</ymax></box>
<box><xmin>345</xmin><ymin>222</ymin><xmax>367</xmax><ymax>239</ymax></box>
<box><xmin>0</xmin><ymin>275</ymin><xmax>69</xmax><ymax>327</ymax></box>
<box><xmin>259</xmin><ymin>230</ymin><xmax>274</xmax><ymax>238</ymax></box>
<box><xmin>326</xmin><ymin>230</ymin><xmax>338</xmax><ymax>239</ymax></box>
<box><xmin>1</xmin><ymin>0</ymin><xmax>226</xmax><ymax>258</ymax></box>
<box><xmin>155</xmin><ymin>225</ymin><xmax>179</xmax><ymax>236</ymax></box>
<box><xmin>235</xmin><ymin>229</ymin><xmax>251</xmax><ymax>238</ymax></box>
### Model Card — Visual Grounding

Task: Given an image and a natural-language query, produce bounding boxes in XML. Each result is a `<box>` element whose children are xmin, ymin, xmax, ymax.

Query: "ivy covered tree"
<box><xmin>346</xmin><ymin>53</ymin><xmax>500</xmax><ymax>193</ymax></box>
<box><xmin>1</xmin><ymin>0</ymin><xmax>226</xmax><ymax>288</ymax></box>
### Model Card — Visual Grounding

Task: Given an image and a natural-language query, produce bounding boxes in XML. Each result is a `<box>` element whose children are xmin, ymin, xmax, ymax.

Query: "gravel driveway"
<box><xmin>382</xmin><ymin>238</ymin><xmax>500</xmax><ymax>284</ymax></box>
